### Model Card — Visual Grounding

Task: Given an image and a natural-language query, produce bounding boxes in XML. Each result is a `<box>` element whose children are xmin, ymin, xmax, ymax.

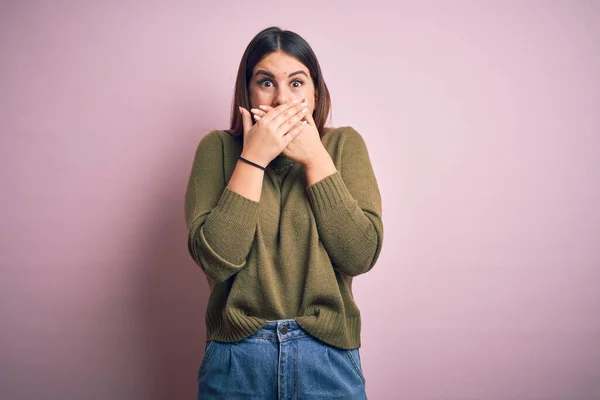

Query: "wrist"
<box><xmin>240</xmin><ymin>152</ymin><xmax>267</xmax><ymax>169</ymax></box>
<box><xmin>239</xmin><ymin>156</ymin><xmax>266</xmax><ymax>171</ymax></box>
<box><xmin>304</xmin><ymin>150</ymin><xmax>337</xmax><ymax>186</ymax></box>
<box><xmin>303</xmin><ymin>149</ymin><xmax>332</xmax><ymax>170</ymax></box>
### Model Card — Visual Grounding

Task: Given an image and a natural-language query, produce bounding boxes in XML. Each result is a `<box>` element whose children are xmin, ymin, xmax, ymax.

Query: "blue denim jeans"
<box><xmin>197</xmin><ymin>318</ymin><xmax>367</xmax><ymax>399</ymax></box>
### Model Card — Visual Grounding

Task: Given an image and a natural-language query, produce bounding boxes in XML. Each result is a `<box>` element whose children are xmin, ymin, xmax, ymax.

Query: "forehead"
<box><xmin>253</xmin><ymin>51</ymin><xmax>308</xmax><ymax>76</ymax></box>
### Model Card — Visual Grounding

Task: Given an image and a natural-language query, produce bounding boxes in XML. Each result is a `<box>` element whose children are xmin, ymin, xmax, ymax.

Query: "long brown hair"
<box><xmin>229</xmin><ymin>27</ymin><xmax>331</xmax><ymax>138</ymax></box>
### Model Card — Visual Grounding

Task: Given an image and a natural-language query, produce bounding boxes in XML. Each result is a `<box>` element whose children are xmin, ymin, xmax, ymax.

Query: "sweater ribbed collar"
<box><xmin>268</xmin><ymin>154</ymin><xmax>295</xmax><ymax>174</ymax></box>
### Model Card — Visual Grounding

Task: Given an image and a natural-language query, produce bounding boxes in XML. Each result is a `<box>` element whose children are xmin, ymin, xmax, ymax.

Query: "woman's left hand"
<box><xmin>251</xmin><ymin>104</ymin><xmax>327</xmax><ymax>167</ymax></box>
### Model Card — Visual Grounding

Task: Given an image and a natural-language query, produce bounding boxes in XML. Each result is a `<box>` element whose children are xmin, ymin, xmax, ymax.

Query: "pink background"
<box><xmin>1</xmin><ymin>1</ymin><xmax>599</xmax><ymax>399</ymax></box>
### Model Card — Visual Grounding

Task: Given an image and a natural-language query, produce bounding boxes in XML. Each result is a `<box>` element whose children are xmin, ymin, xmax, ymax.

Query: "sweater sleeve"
<box><xmin>184</xmin><ymin>131</ymin><xmax>260</xmax><ymax>283</ymax></box>
<box><xmin>306</xmin><ymin>127</ymin><xmax>384</xmax><ymax>276</ymax></box>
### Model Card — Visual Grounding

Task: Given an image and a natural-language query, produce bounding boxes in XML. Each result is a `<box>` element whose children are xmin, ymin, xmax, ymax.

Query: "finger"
<box><xmin>250</xmin><ymin>108</ymin><xmax>268</xmax><ymax>117</ymax></box>
<box><xmin>277</xmin><ymin>106</ymin><xmax>309</xmax><ymax>135</ymax></box>
<box><xmin>260</xmin><ymin>100</ymin><xmax>300</xmax><ymax>123</ymax></box>
<box><xmin>283</xmin><ymin>120</ymin><xmax>307</xmax><ymax>146</ymax></box>
<box><xmin>253</xmin><ymin>114</ymin><xmax>261</xmax><ymax>121</ymax></box>
<box><xmin>257</xmin><ymin>105</ymin><xmax>274</xmax><ymax>113</ymax></box>
<box><xmin>272</xmin><ymin>101</ymin><xmax>308</xmax><ymax>131</ymax></box>
<box><xmin>240</xmin><ymin>107</ymin><xmax>253</xmax><ymax>135</ymax></box>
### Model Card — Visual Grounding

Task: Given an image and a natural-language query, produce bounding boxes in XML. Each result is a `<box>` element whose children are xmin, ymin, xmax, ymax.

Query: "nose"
<box><xmin>273</xmin><ymin>86</ymin><xmax>293</xmax><ymax>107</ymax></box>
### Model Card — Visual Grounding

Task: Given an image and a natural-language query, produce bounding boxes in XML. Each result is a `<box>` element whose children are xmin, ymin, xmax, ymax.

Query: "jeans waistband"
<box><xmin>250</xmin><ymin>318</ymin><xmax>308</xmax><ymax>341</ymax></box>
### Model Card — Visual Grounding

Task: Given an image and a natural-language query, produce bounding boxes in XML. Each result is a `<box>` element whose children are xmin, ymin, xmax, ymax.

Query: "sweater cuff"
<box><xmin>202</xmin><ymin>188</ymin><xmax>260</xmax><ymax>258</ymax></box>
<box><xmin>306</xmin><ymin>171</ymin><xmax>354</xmax><ymax>214</ymax></box>
<box><xmin>214</xmin><ymin>188</ymin><xmax>260</xmax><ymax>228</ymax></box>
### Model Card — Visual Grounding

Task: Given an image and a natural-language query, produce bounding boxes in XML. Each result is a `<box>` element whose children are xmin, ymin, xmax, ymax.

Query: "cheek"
<box><xmin>249</xmin><ymin>88</ymin><xmax>270</xmax><ymax>108</ymax></box>
<box><xmin>309</xmin><ymin>91</ymin><xmax>317</xmax><ymax>113</ymax></box>
<box><xmin>297</xmin><ymin>87</ymin><xmax>316</xmax><ymax>110</ymax></box>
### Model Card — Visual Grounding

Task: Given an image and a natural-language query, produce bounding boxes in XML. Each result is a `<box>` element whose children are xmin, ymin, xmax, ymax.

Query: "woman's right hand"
<box><xmin>238</xmin><ymin>99</ymin><xmax>308</xmax><ymax>167</ymax></box>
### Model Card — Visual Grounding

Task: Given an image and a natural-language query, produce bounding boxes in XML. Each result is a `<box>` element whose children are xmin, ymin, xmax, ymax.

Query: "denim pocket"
<box><xmin>346</xmin><ymin>348</ymin><xmax>366</xmax><ymax>385</ymax></box>
<box><xmin>198</xmin><ymin>340</ymin><xmax>217</xmax><ymax>379</ymax></box>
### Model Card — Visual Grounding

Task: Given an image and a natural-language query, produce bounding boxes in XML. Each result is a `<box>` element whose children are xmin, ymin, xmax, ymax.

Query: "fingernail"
<box><xmin>259</xmin><ymin>105</ymin><xmax>269</xmax><ymax>110</ymax></box>
<box><xmin>253</xmin><ymin>115</ymin><xmax>261</xmax><ymax>120</ymax></box>
<box><xmin>239</xmin><ymin>106</ymin><xmax>243</xmax><ymax>114</ymax></box>
<box><xmin>292</xmin><ymin>99</ymin><xmax>298</xmax><ymax>104</ymax></box>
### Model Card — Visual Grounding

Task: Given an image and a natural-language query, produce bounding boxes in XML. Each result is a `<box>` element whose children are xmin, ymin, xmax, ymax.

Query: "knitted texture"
<box><xmin>184</xmin><ymin>126</ymin><xmax>383</xmax><ymax>349</ymax></box>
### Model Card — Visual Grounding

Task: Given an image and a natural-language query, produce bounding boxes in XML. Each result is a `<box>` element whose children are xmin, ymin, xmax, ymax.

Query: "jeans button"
<box><xmin>279</xmin><ymin>326</ymin><xmax>288</xmax><ymax>334</ymax></box>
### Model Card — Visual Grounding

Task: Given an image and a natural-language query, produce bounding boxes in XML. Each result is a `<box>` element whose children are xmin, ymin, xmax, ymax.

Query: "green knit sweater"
<box><xmin>184</xmin><ymin>126</ymin><xmax>383</xmax><ymax>349</ymax></box>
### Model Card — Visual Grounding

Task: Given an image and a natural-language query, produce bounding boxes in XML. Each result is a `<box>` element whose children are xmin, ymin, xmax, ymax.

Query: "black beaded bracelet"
<box><xmin>239</xmin><ymin>156</ymin><xmax>266</xmax><ymax>171</ymax></box>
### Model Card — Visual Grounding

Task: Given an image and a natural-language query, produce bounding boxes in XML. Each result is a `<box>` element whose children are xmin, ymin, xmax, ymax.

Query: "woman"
<box><xmin>185</xmin><ymin>26</ymin><xmax>383</xmax><ymax>399</ymax></box>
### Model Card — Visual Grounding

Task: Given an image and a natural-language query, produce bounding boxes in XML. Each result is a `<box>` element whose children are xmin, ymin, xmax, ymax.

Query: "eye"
<box><xmin>291</xmin><ymin>80</ymin><xmax>303</xmax><ymax>88</ymax></box>
<box><xmin>257</xmin><ymin>79</ymin><xmax>274</xmax><ymax>88</ymax></box>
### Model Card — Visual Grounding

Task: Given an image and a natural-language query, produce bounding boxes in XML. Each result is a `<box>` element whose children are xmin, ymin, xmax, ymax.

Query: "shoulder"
<box><xmin>195</xmin><ymin>130</ymin><xmax>240</xmax><ymax>154</ymax></box>
<box><xmin>322</xmin><ymin>126</ymin><xmax>368</xmax><ymax>151</ymax></box>
<box><xmin>196</xmin><ymin>129</ymin><xmax>236</xmax><ymax>146</ymax></box>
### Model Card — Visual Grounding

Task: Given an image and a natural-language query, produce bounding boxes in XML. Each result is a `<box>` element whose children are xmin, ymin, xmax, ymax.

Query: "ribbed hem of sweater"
<box><xmin>205</xmin><ymin>307</ymin><xmax>361</xmax><ymax>350</ymax></box>
<box><xmin>306</xmin><ymin>171</ymin><xmax>353</xmax><ymax>213</ymax></box>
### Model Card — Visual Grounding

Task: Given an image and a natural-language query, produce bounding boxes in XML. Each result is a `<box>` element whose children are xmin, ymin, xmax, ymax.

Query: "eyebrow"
<box><xmin>255</xmin><ymin>69</ymin><xmax>309</xmax><ymax>79</ymax></box>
